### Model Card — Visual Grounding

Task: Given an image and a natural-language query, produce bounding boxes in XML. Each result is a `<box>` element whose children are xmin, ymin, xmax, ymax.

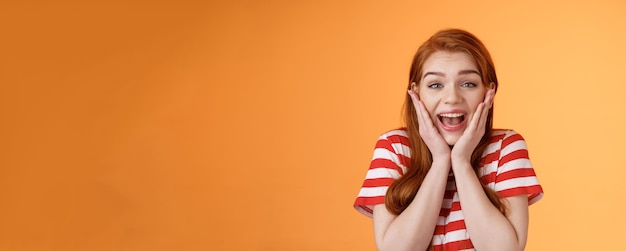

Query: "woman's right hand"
<box><xmin>407</xmin><ymin>89</ymin><xmax>451</xmax><ymax>161</ymax></box>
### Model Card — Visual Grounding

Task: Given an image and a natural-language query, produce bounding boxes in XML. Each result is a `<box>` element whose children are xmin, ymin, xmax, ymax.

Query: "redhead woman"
<box><xmin>354</xmin><ymin>29</ymin><xmax>543</xmax><ymax>251</ymax></box>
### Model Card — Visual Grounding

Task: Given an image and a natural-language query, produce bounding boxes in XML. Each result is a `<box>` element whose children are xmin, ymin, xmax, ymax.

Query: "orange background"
<box><xmin>1</xmin><ymin>1</ymin><xmax>625</xmax><ymax>250</ymax></box>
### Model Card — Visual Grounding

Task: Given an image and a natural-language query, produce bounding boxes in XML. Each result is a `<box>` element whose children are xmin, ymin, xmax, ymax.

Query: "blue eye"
<box><xmin>428</xmin><ymin>83</ymin><xmax>443</xmax><ymax>89</ymax></box>
<box><xmin>461</xmin><ymin>82</ymin><xmax>477</xmax><ymax>88</ymax></box>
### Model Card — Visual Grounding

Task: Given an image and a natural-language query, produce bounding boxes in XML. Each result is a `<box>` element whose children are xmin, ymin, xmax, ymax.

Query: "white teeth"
<box><xmin>439</xmin><ymin>113</ymin><xmax>464</xmax><ymax>118</ymax></box>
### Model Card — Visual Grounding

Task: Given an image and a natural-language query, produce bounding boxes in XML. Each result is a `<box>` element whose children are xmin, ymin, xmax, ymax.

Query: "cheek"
<box><xmin>425</xmin><ymin>105</ymin><xmax>440</xmax><ymax>121</ymax></box>
<box><xmin>418</xmin><ymin>96</ymin><xmax>438</xmax><ymax>115</ymax></box>
<box><xmin>418</xmin><ymin>91</ymin><xmax>437</xmax><ymax>105</ymax></box>
<box><xmin>467</xmin><ymin>93</ymin><xmax>486</xmax><ymax>109</ymax></box>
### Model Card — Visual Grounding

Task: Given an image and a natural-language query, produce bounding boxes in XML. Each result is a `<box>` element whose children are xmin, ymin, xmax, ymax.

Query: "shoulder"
<box><xmin>371</xmin><ymin>128</ymin><xmax>412</xmax><ymax>169</ymax></box>
<box><xmin>490</xmin><ymin>129</ymin><xmax>525</xmax><ymax>139</ymax></box>
<box><xmin>375</xmin><ymin>128</ymin><xmax>410</xmax><ymax>152</ymax></box>
<box><xmin>486</xmin><ymin>129</ymin><xmax>533</xmax><ymax>172</ymax></box>
<box><xmin>487</xmin><ymin>130</ymin><xmax>543</xmax><ymax>203</ymax></box>
<box><xmin>489</xmin><ymin>129</ymin><xmax>528</xmax><ymax>148</ymax></box>
<box><xmin>378</xmin><ymin>128</ymin><xmax>409</xmax><ymax>142</ymax></box>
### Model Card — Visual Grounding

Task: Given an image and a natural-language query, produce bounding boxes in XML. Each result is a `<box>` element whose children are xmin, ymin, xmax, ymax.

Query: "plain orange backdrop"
<box><xmin>1</xmin><ymin>0</ymin><xmax>626</xmax><ymax>250</ymax></box>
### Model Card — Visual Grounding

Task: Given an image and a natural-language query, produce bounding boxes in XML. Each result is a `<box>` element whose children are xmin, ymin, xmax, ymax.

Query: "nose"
<box><xmin>443</xmin><ymin>86</ymin><xmax>462</xmax><ymax>104</ymax></box>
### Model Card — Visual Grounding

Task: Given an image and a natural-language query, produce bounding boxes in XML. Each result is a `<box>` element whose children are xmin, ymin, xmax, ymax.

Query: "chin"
<box><xmin>442</xmin><ymin>134</ymin><xmax>460</xmax><ymax>146</ymax></box>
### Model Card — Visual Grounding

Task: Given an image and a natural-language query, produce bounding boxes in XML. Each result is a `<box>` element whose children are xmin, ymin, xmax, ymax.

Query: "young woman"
<box><xmin>354</xmin><ymin>29</ymin><xmax>543</xmax><ymax>251</ymax></box>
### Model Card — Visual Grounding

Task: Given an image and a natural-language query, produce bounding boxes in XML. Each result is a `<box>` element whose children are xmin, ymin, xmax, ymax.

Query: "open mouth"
<box><xmin>437</xmin><ymin>113</ymin><xmax>466</xmax><ymax>128</ymax></box>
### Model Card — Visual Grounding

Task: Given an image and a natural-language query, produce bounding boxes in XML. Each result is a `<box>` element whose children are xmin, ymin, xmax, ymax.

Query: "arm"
<box><xmin>452</xmin><ymin>163</ymin><xmax>529</xmax><ymax>251</ymax></box>
<box><xmin>372</xmin><ymin>159</ymin><xmax>450</xmax><ymax>251</ymax></box>
<box><xmin>371</xmin><ymin>89</ymin><xmax>455</xmax><ymax>251</ymax></box>
<box><xmin>450</xmin><ymin>88</ymin><xmax>528</xmax><ymax>250</ymax></box>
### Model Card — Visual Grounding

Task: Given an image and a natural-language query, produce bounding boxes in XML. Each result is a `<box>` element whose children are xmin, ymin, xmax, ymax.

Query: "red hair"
<box><xmin>384</xmin><ymin>28</ymin><xmax>506</xmax><ymax>215</ymax></box>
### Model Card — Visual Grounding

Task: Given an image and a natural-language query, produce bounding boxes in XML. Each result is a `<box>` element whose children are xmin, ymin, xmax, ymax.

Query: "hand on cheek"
<box><xmin>451</xmin><ymin>88</ymin><xmax>495</xmax><ymax>164</ymax></box>
<box><xmin>407</xmin><ymin>89</ymin><xmax>451</xmax><ymax>160</ymax></box>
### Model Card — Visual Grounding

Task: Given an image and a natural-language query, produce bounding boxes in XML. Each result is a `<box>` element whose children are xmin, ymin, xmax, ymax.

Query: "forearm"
<box><xmin>452</xmin><ymin>162</ymin><xmax>524</xmax><ymax>251</ymax></box>
<box><xmin>375</xmin><ymin>160</ymin><xmax>450</xmax><ymax>251</ymax></box>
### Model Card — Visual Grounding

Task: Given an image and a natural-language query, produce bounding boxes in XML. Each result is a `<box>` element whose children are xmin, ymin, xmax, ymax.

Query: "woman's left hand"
<box><xmin>451</xmin><ymin>88</ymin><xmax>495</xmax><ymax>164</ymax></box>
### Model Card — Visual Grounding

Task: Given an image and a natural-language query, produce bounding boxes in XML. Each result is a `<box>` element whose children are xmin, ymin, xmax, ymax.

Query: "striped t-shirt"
<box><xmin>354</xmin><ymin>128</ymin><xmax>543</xmax><ymax>250</ymax></box>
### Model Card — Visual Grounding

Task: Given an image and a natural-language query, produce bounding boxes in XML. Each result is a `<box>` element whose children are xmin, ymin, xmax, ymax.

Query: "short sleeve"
<box><xmin>494</xmin><ymin>131</ymin><xmax>544</xmax><ymax>205</ymax></box>
<box><xmin>353</xmin><ymin>129</ymin><xmax>410</xmax><ymax>217</ymax></box>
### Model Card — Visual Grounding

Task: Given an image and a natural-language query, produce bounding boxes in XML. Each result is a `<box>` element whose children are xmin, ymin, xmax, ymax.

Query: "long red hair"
<box><xmin>384</xmin><ymin>28</ymin><xmax>507</xmax><ymax>215</ymax></box>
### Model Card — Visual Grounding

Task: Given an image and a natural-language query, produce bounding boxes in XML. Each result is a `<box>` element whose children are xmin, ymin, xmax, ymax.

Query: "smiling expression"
<box><xmin>415</xmin><ymin>51</ymin><xmax>491</xmax><ymax>145</ymax></box>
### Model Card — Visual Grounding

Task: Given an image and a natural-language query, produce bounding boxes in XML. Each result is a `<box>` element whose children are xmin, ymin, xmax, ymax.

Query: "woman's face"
<box><xmin>415</xmin><ymin>51</ymin><xmax>491</xmax><ymax>145</ymax></box>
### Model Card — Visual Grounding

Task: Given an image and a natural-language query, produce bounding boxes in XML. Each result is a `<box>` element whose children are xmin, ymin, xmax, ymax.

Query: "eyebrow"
<box><xmin>423</xmin><ymin>69</ymin><xmax>481</xmax><ymax>79</ymax></box>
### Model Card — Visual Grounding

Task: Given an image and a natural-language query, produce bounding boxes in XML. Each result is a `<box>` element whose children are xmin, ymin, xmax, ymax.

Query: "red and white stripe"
<box><xmin>354</xmin><ymin>128</ymin><xmax>544</xmax><ymax>250</ymax></box>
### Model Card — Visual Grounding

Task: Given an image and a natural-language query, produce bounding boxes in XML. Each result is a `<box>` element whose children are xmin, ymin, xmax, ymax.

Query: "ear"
<box><xmin>410</xmin><ymin>82</ymin><xmax>417</xmax><ymax>91</ymax></box>
<box><xmin>489</xmin><ymin>82</ymin><xmax>496</xmax><ymax>90</ymax></box>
